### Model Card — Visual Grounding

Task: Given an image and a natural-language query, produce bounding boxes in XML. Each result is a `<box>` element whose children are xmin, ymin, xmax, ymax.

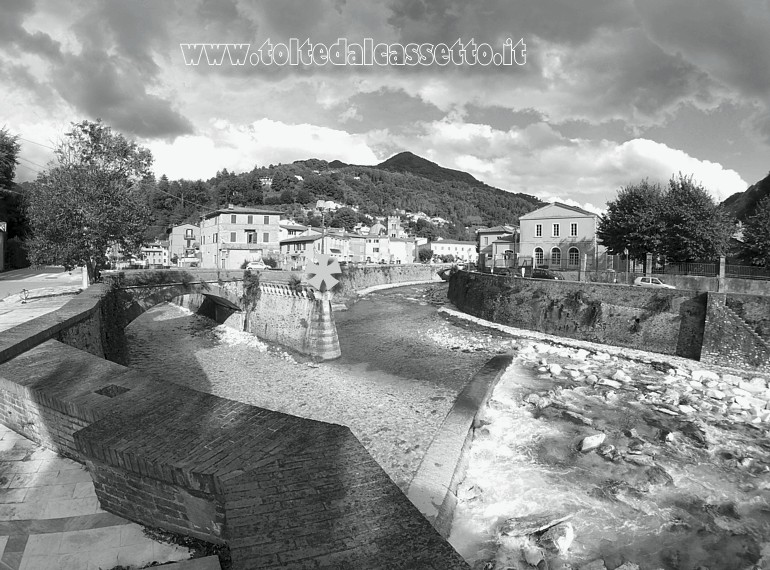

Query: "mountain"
<box><xmin>375</xmin><ymin>151</ymin><xmax>482</xmax><ymax>186</ymax></box>
<box><xmin>722</xmin><ymin>172</ymin><xmax>770</xmax><ymax>222</ymax></box>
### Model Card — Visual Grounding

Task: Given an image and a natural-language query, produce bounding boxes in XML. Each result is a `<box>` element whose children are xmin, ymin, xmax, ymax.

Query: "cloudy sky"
<box><xmin>3</xmin><ymin>0</ymin><xmax>769</xmax><ymax>212</ymax></box>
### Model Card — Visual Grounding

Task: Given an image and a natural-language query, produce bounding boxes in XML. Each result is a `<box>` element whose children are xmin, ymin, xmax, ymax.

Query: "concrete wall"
<box><xmin>335</xmin><ymin>263</ymin><xmax>442</xmax><ymax>299</ymax></box>
<box><xmin>448</xmin><ymin>272</ymin><xmax>706</xmax><ymax>358</ymax></box>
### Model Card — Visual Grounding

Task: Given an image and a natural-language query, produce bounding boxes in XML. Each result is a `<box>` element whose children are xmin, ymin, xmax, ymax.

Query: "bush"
<box><xmin>263</xmin><ymin>257</ymin><xmax>278</xmax><ymax>269</ymax></box>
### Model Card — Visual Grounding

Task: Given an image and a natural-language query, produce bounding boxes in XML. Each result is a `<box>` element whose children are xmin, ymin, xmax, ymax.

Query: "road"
<box><xmin>0</xmin><ymin>266</ymin><xmax>84</xmax><ymax>300</ymax></box>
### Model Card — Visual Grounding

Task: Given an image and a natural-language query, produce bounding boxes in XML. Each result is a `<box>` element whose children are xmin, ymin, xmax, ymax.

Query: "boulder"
<box><xmin>539</xmin><ymin>521</ymin><xmax>575</xmax><ymax>554</ymax></box>
<box><xmin>706</xmin><ymin>388</ymin><xmax>726</xmax><ymax>400</ymax></box>
<box><xmin>521</xmin><ymin>541</ymin><xmax>545</xmax><ymax>567</ymax></box>
<box><xmin>548</xmin><ymin>363</ymin><xmax>563</xmax><ymax>376</ymax></box>
<box><xmin>573</xmin><ymin>349</ymin><xmax>590</xmax><ymax>360</ymax></box>
<box><xmin>692</xmin><ymin>370</ymin><xmax>719</xmax><ymax>382</ymax></box>
<box><xmin>599</xmin><ymin>378</ymin><xmax>623</xmax><ymax>389</ymax></box>
<box><xmin>580</xmin><ymin>433</ymin><xmax>606</xmax><ymax>452</ymax></box>
<box><xmin>739</xmin><ymin>379</ymin><xmax>768</xmax><ymax>394</ymax></box>
<box><xmin>587</xmin><ymin>374</ymin><xmax>599</xmax><ymax>383</ymax></box>
<box><xmin>593</xmin><ymin>352</ymin><xmax>611</xmax><ymax>361</ymax></box>
<box><xmin>612</xmin><ymin>370</ymin><xmax>632</xmax><ymax>383</ymax></box>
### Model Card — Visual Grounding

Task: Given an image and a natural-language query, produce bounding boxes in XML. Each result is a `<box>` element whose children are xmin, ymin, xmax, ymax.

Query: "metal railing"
<box><xmin>725</xmin><ymin>264</ymin><xmax>770</xmax><ymax>281</ymax></box>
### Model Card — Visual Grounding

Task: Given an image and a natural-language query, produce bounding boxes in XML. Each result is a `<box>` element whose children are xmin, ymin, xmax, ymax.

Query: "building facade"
<box><xmin>199</xmin><ymin>207</ymin><xmax>282</xmax><ymax>270</ymax></box>
<box><xmin>477</xmin><ymin>225</ymin><xmax>516</xmax><ymax>270</ymax></box>
<box><xmin>429</xmin><ymin>239</ymin><xmax>478</xmax><ymax>263</ymax></box>
<box><xmin>167</xmin><ymin>223</ymin><xmax>200</xmax><ymax>267</ymax></box>
<box><xmin>518</xmin><ymin>202</ymin><xmax>611</xmax><ymax>271</ymax></box>
<box><xmin>140</xmin><ymin>241</ymin><xmax>169</xmax><ymax>268</ymax></box>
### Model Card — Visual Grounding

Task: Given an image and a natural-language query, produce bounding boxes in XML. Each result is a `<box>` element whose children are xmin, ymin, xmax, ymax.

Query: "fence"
<box><xmin>663</xmin><ymin>262</ymin><xmax>718</xmax><ymax>277</ymax></box>
<box><xmin>725</xmin><ymin>264</ymin><xmax>770</xmax><ymax>281</ymax></box>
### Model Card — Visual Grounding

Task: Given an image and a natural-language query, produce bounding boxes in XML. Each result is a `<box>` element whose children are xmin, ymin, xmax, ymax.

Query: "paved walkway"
<box><xmin>0</xmin><ymin>425</ymin><xmax>193</xmax><ymax>570</ymax></box>
<box><xmin>0</xmin><ymin>290</ymin><xmax>80</xmax><ymax>334</ymax></box>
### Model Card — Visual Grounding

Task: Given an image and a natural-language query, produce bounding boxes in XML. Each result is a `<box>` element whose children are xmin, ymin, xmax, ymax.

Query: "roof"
<box><xmin>477</xmin><ymin>225</ymin><xmax>516</xmax><ymax>234</ymax></box>
<box><xmin>202</xmin><ymin>207</ymin><xmax>283</xmax><ymax>220</ymax></box>
<box><xmin>280</xmin><ymin>234</ymin><xmax>322</xmax><ymax>245</ymax></box>
<box><xmin>430</xmin><ymin>239</ymin><xmax>476</xmax><ymax>245</ymax></box>
<box><xmin>280</xmin><ymin>223</ymin><xmax>309</xmax><ymax>231</ymax></box>
<box><xmin>492</xmin><ymin>235</ymin><xmax>517</xmax><ymax>243</ymax></box>
<box><xmin>520</xmin><ymin>202</ymin><xmax>597</xmax><ymax>219</ymax></box>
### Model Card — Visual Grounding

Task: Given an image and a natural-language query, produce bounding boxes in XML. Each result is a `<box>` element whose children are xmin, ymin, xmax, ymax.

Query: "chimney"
<box><xmin>228</xmin><ymin>203</ymin><xmax>234</xmax><ymax>209</ymax></box>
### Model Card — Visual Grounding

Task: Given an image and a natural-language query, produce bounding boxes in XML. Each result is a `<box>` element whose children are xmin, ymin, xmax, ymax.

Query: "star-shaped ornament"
<box><xmin>306</xmin><ymin>254</ymin><xmax>342</xmax><ymax>292</ymax></box>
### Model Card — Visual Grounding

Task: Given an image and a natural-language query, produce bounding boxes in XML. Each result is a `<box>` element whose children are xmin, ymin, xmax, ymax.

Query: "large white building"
<box><xmin>199</xmin><ymin>206</ymin><xmax>282</xmax><ymax>270</ymax></box>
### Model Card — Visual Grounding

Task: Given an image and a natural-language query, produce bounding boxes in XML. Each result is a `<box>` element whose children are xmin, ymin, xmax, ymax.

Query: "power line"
<box><xmin>18</xmin><ymin>156</ymin><xmax>47</xmax><ymax>169</ymax></box>
<box><xmin>16</xmin><ymin>163</ymin><xmax>40</xmax><ymax>176</ymax></box>
<box><xmin>17</xmin><ymin>137</ymin><xmax>55</xmax><ymax>150</ymax></box>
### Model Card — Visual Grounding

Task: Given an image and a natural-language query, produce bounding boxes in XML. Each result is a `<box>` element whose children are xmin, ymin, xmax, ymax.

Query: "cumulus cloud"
<box><xmin>366</xmin><ymin>119</ymin><xmax>747</xmax><ymax>208</ymax></box>
<box><xmin>147</xmin><ymin>118</ymin><xmax>379</xmax><ymax>180</ymax></box>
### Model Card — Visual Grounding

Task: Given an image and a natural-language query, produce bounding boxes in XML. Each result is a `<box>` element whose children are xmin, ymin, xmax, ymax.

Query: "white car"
<box><xmin>245</xmin><ymin>261</ymin><xmax>269</xmax><ymax>271</ymax></box>
<box><xmin>633</xmin><ymin>276</ymin><xmax>675</xmax><ymax>289</ymax></box>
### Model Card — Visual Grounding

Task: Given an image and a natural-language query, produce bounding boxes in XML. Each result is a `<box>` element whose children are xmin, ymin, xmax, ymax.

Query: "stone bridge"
<box><xmin>104</xmin><ymin>269</ymin><xmax>341</xmax><ymax>361</ymax></box>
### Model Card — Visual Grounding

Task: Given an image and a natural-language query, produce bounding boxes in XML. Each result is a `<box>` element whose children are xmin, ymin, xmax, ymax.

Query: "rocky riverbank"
<box><xmin>451</xmin><ymin>339</ymin><xmax>770</xmax><ymax>570</ymax></box>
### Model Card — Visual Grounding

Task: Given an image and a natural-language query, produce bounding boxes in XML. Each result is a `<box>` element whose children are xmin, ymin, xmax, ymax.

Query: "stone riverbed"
<box><xmin>124</xmin><ymin>284</ymin><xmax>513</xmax><ymax>491</ymax></box>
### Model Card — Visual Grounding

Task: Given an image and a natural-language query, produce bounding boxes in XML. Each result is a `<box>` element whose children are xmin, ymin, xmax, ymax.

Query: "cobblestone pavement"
<box><xmin>125</xmin><ymin>284</ymin><xmax>515</xmax><ymax>490</ymax></box>
<box><xmin>0</xmin><ymin>424</ymin><xmax>192</xmax><ymax>570</ymax></box>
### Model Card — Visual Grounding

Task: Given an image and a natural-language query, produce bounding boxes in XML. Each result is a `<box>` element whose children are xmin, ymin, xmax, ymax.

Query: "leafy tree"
<box><xmin>597</xmin><ymin>179</ymin><xmax>666</xmax><ymax>264</ymax></box>
<box><xmin>418</xmin><ymin>248</ymin><xmax>433</xmax><ymax>262</ymax></box>
<box><xmin>741</xmin><ymin>195</ymin><xmax>770</xmax><ymax>266</ymax></box>
<box><xmin>330</xmin><ymin>207</ymin><xmax>358</xmax><ymax>231</ymax></box>
<box><xmin>0</xmin><ymin>128</ymin><xmax>20</xmax><ymax>190</ymax></box>
<box><xmin>26</xmin><ymin>119</ymin><xmax>152</xmax><ymax>283</ymax></box>
<box><xmin>660</xmin><ymin>174</ymin><xmax>733</xmax><ymax>262</ymax></box>
<box><xmin>271</xmin><ymin>169</ymin><xmax>296</xmax><ymax>193</ymax></box>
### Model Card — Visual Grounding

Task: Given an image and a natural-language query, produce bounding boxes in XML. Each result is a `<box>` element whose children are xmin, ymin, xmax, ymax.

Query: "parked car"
<box><xmin>531</xmin><ymin>268</ymin><xmax>565</xmax><ymax>280</ymax></box>
<box><xmin>245</xmin><ymin>260</ymin><xmax>269</xmax><ymax>271</ymax></box>
<box><xmin>633</xmin><ymin>276</ymin><xmax>675</xmax><ymax>289</ymax></box>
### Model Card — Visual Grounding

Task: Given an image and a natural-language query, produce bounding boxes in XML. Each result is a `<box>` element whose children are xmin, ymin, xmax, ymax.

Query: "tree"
<box><xmin>660</xmin><ymin>174</ymin><xmax>733</xmax><ymax>262</ymax></box>
<box><xmin>741</xmin><ymin>195</ymin><xmax>770</xmax><ymax>266</ymax></box>
<box><xmin>418</xmin><ymin>248</ymin><xmax>433</xmax><ymax>262</ymax></box>
<box><xmin>597</xmin><ymin>179</ymin><xmax>666</xmax><ymax>264</ymax></box>
<box><xmin>0</xmin><ymin>128</ymin><xmax>20</xmax><ymax>190</ymax></box>
<box><xmin>330</xmin><ymin>207</ymin><xmax>358</xmax><ymax>231</ymax></box>
<box><xmin>26</xmin><ymin>119</ymin><xmax>152</xmax><ymax>283</ymax></box>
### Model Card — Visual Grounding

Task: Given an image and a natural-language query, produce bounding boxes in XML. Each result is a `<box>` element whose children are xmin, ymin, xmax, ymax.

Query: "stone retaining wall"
<box><xmin>701</xmin><ymin>293</ymin><xmax>770</xmax><ymax>372</ymax></box>
<box><xmin>448</xmin><ymin>271</ymin><xmax>706</xmax><ymax>358</ymax></box>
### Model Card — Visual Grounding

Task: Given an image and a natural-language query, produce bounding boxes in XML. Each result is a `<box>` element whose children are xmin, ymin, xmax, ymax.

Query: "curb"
<box><xmin>407</xmin><ymin>353</ymin><xmax>514</xmax><ymax>538</ymax></box>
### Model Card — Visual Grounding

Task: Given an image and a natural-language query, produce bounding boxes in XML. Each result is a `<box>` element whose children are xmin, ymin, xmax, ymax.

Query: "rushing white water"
<box><xmin>449</xmin><ymin>352</ymin><xmax>770</xmax><ymax>570</ymax></box>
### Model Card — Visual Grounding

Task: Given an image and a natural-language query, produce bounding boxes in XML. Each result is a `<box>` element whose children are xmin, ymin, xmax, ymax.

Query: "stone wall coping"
<box><xmin>0</xmin><ymin>284</ymin><xmax>107</xmax><ymax>366</ymax></box>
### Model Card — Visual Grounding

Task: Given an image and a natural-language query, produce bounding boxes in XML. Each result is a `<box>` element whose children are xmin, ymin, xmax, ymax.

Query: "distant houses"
<box><xmin>125</xmin><ymin>200</ymin><xmax>619</xmax><ymax>274</ymax></box>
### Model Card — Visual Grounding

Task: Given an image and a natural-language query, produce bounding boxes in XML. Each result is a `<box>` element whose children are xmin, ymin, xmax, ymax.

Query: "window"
<box><xmin>263</xmin><ymin>232</ymin><xmax>269</xmax><ymax>242</ymax></box>
<box><xmin>484</xmin><ymin>237</ymin><xmax>489</xmax><ymax>245</ymax></box>
<box><xmin>213</xmin><ymin>233</ymin><xmax>218</xmax><ymax>243</ymax></box>
<box><xmin>536</xmin><ymin>224</ymin><xmax>542</xmax><ymax>237</ymax></box>
<box><xmin>263</xmin><ymin>216</ymin><xmax>269</xmax><ymax>224</ymax></box>
<box><xmin>570</xmin><ymin>223</ymin><xmax>577</xmax><ymax>237</ymax></box>
<box><xmin>247</xmin><ymin>215</ymin><xmax>253</xmax><ymax>224</ymax></box>
<box><xmin>552</xmin><ymin>224</ymin><xmax>560</xmax><ymax>237</ymax></box>
<box><xmin>230</xmin><ymin>232</ymin><xmax>236</xmax><ymax>242</ymax></box>
<box><xmin>551</xmin><ymin>247</ymin><xmax>561</xmax><ymax>266</ymax></box>
<box><xmin>568</xmin><ymin>247</ymin><xmax>579</xmax><ymax>266</ymax></box>
<box><xmin>185</xmin><ymin>229</ymin><xmax>193</xmax><ymax>238</ymax></box>
<box><xmin>534</xmin><ymin>247</ymin><xmax>544</xmax><ymax>266</ymax></box>
<box><xmin>373</xmin><ymin>247</ymin><xmax>379</xmax><ymax>252</ymax></box>
<box><xmin>246</xmin><ymin>231</ymin><xmax>256</xmax><ymax>243</ymax></box>
<box><xmin>231</xmin><ymin>215</ymin><xmax>236</xmax><ymax>223</ymax></box>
